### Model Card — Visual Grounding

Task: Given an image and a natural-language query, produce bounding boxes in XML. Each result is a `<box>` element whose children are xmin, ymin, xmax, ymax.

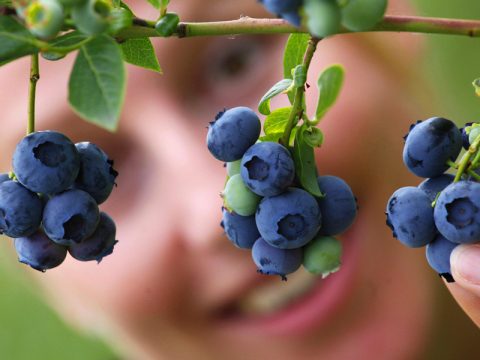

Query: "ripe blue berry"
<box><xmin>15</xmin><ymin>230</ymin><xmax>67</xmax><ymax>271</ymax></box>
<box><xmin>425</xmin><ymin>234</ymin><xmax>458</xmax><ymax>282</ymax></box>
<box><xmin>241</xmin><ymin>142</ymin><xmax>295</xmax><ymax>197</ymax></box>
<box><xmin>207</xmin><ymin>107</ymin><xmax>261</xmax><ymax>162</ymax></box>
<box><xmin>222</xmin><ymin>174</ymin><xmax>261</xmax><ymax>216</ymax></box>
<box><xmin>316</xmin><ymin>175</ymin><xmax>357</xmax><ymax>236</ymax></box>
<box><xmin>256</xmin><ymin>188</ymin><xmax>321</xmax><ymax>249</ymax></box>
<box><xmin>68</xmin><ymin>212</ymin><xmax>117</xmax><ymax>262</ymax></box>
<box><xmin>460</xmin><ymin>122</ymin><xmax>473</xmax><ymax>150</ymax></box>
<box><xmin>12</xmin><ymin>131</ymin><xmax>80</xmax><ymax>194</ymax></box>
<box><xmin>386</xmin><ymin>186</ymin><xmax>436</xmax><ymax>247</ymax></box>
<box><xmin>221</xmin><ymin>208</ymin><xmax>260</xmax><ymax>249</ymax></box>
<box><xmin>0</xmin><ymin>180</ymin><xmax>43</xmax><ymax>238</ymax></box>
<box><xmin>73</xmin><ymin>142</ymin><xmax>118</xmax><ymax>204</ymax></box>
<box><xmin>0</xmin><ymin>173</ymin><xmax>9</xmax><ymax>184</ymax></box>
<box><xmin>403</xmin><ymin>117</ymin><xmax>462</xmax><ymax>178</ymax></box>
<box><xmin>281</xmin><ymin>10</ymin><xmax>301</xmax><ymax>27</ymax></box>
<box><xmin>252</xmin><ymin>238</ymin><xmax>303</xmax><ymax>279</ymax></box>
<box><xmin>434</xmin><ymin>181</ymin><xmax>480</xmax><ymax>244</ymax></box>
<box><xmin>418</xmin><ymin>174</ymin><xmax>455</xmax><ymax>202</ymax></box>
<box><xmin>43</xmin><ymin>189</ymin><xmax>100</xmax><ymax>246</ymax></box>
<box><xmin>261</xmin><ymin>0</ymin><xmax>302</xmax><ymax>14</ymax></box>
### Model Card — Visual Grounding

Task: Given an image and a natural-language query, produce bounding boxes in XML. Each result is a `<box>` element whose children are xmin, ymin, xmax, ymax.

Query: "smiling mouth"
<box><xmin>213</xmin><ymin>231</ymin><xmax>360</xmax><ymax>336</ymax></box>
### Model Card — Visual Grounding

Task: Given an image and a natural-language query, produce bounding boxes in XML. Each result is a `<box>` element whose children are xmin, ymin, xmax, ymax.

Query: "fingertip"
<box><xmin>450</xmin><ymin>244</ymin><xmax>480</xmax><ymax>287</ymax></box>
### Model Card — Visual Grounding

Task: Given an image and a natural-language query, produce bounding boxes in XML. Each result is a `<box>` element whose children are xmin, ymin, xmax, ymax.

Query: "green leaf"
<box><xmin>263</xmin><ymin>107</ymin><xmax>292</xmax><ymax>135</ymax></box>
<box><xmin>121</xmin><ymin>38</ymin><xmax>162</xmax><ymax>73</ymax></box>
<box><xmin>315</xmin><ymin>64</ymin><xmax>345</xmax><ymax>121</ymax></box>
<box><xmin>146</xmin><ymin>0</ymin><xmax>160</xmax><ymax>9</ymax></box>
<box><xmin>292</xmin><ymin>125</ymin><xmax>323</xmax><ymax>197</ymax></box>
<box><xmin>0</xmin><ymin>15</ymin><xmax>38</xmax><ymax>66</ymax></box>
<box><xmin>258</xmin><ymin>79</ymin><xmax>293</xmax><ymax>115</ymax></box>
<box><xmin>303</xmin><ymin>127</ymin><xmax>324</xmax><ymax>147</ymax></box>
<box><xmin>68</xmin><ymin>35</ymin><xmax>126</xmax><ymax>132</ymax></box>
<box><xmin>283</xmin><ymin>33</ymin><xmax>310</xmax><ymax>80</ymax></box>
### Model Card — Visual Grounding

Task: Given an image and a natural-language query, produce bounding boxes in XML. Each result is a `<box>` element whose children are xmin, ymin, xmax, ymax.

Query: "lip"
<box><xmin>214</xmin><ymin>228</ymin><xmax>360</xmax><ymax>336</ymax></box>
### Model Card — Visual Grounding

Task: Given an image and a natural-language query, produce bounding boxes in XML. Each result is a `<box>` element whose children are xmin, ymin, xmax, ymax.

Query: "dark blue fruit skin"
<box><xmin>403</xmin><ymin>117</ymin><xmax>462</xmax><ymax>178</ymax></box>
<box><xmin>261</xmin><ymin>0</ymin><xmax>302</xmax><ymax>14</ymax></box>
<box><xmin>43</xmin><ymin>189</ymin><xmax>99</xmax><ymax>246</ymax></box>
<box><xmin>221</xmin><ymin>208</ymin><xmax>260</xmax><ymax>249</ymax></box>
<box><xmin>281</xmin><ymin>10</ymin><xmax>301</xmax><ymax>27</ymax></box>
<box><xmin>252</xmin><ymin>238</ymin><xmax>303</xmax><ymax>279</ymax></box>
<box><xmin>385</xmin><ymin>186</ymin><xmax>436</xmax><ymax>248</ymax></box>
<box><xmin>426</xmin><ymin>234</ymin><xmax>458</xmax><ymax>281</ymax></box>
<box><xmin>15</xmin><ymin>230</ymin><xmax>67</xmax><ymax>272</ymax></box>
<box><xmin>460</xmin><ymin>122</ymin><xmax>473</xmax><ymax>150</ymax></box>
<box><xmin>207</xmin><ymin>107</ymin><xmax>261</xmax><ymax>162</ymax></box>
<box><xmin>316</xmin><ymin>175</ymin><xmax>357</xmax><ymax>236</ymax></box>
<box><xmin>434</xmin><ymin>181</ymin><xmax>480</xmax><ymax>244</ymax></box>
<box><xmin>12</xmin><ymin>131</ymin><xmax>80</xmax><ymax>194</ymax></box>
<box><xmin>73</xmin><ymin>142</ymin><xmax>118</xmax><ymax>204</ymax></box>
<box><xmin>418</xmin><ymin>174</ymin><xmax>455</xmax><ymax>203</ymax></box>
<box><xmin>0</xmin><ymin>173</ymin><xmax>9</xmax><ymax>184</ymax></box>
<box><xmin>241</xmin><ymin>142</ymin><xmax>295</xmax><ymax>197</ymax></box>
<box><xmin>256</xmin><ymin>188</ymin><xmax>321</xmax><ymax>249</ymax></box>
<box><xmin>68</xmin><ymin>212</ymin><xmax>117</xmax><ymax>262</ymax></box>
<box><xmin>0</xmin><ymin>181</ymin><xmax>43</xmax><ymax>238</ymax></box>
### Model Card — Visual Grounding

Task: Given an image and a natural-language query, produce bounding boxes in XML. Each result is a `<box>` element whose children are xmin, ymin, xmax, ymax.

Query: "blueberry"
<box><xmin>340</xmin><ymin>0</ymin><xmax>388</xmax><ymax>32</ymax></box>
<box><xmin>73</xmin><ymin>142</ymin><xmax>118</xmax><ymax>204</ymax></box>
<box><xmin>385</xmin><ymin>186</ymin><xmax>436</xmax><ymax>247</ymax></box>
<box><xmin>0</xmin><ymin>181</ymin><xmax>43</xmax><ymax>238</ymax></box>
<box><xmin>68</xmin><ymin>212</ymin><xmax>117</xmax><ymax>262</ymax></box>
<box><xmin>460</xmin><ymin>122</ymin><xmax>473</xmax><ymax>150</ymax></box>
<box><xmin>316</xmin><ymin>175</ymin><xmax>357</xmax><ymax>236</ymax></box>
<box><xmin>241</xmin><ymin>142</ymin><xmax>295</xmax><ymax>197</ymax></box>
<box><xmin>0</xmin><ymin>173</ymin><xmax>9</xmax><ymax>184</ymax></box>
<box><xmin>403</xmin><ymin>117</ymin><xmax>462</xmax><ymax>178</ymax></box>
<box><xmin>15</xmin><ymin>230</ymin><xmax>67</xmax><ymax>272</ymax></box>
<box><xmin>13</xmin><ymin>131</ymin><xmax>80</xmax><ymax>194</ymax></box>
<box><xmin>303</xmin><ymin>235</ymin><xmax>342</xmax><ymax>277</ymax></box>
<box><xmin>207</xmin><ymin>107</ymin><xmax>261</xmax><ymax>162</ymax></box>
<box><xmin>256</xmin><ymin>188</ymin><xmax>321</xmax><ymax>249</ymax></box>
<box><xmin>418</xmin><ymin>174</ymin><xmax>455</xmax><ymax>202</ymax></box>
<box><xmin>222</xmin><ymin>174</ymin><xmax>261</xmax><ymax>216</ymax></box>
<box><xmin>71</xmin><ymin>0</ymin><xmax>112</xmax><ymax>35</ymax></box>
<box><xmin>261</xmin><ymin>0</ymin><xmax>302</xmax><ymax>14</ymax></box>
<box><xmin>252</xmin><ymin>238</ymin><xmax>303</xmax><ymax>279</ymax></box>
<box><xmin>425</xmin><ymin>233</ymin><xmax>458</xmax><ymax>282</ymax></box>
<box><xmin>434</xmin><ymin>180</ymin><xmax>480</xmax><ymax>244</ymax></box>
<box><xmin>226</xmin><ymin>160</ymin><xmax>241</xmax><ymax>177</ymax></box>
<box><xmin>468</xmin><ymin>125</ymin><xmax>480</xmax><ymax>147</ymax></box>
<box><xmin>25</xmin><ymin>0</ymin><xmax>64</xmax><ymax>39</ymax></box>
<box><xmin>221</xmin><ymin>208</ymin><xmax>260</xmax><ymax>249</ymax></box>
<box><xmin>304</xmin><ymin>0</ymin><xmax>341</xmax><ymax>37</ymax></box>
<box><xmin>43</xmin><ymin>189</ymin><xmax>100</xmax><ymax>245</ymax></box>
<box><xmin>280</xmin><ymin>10</ymin><xmax>301</xmax><ymax>27</ymax></box>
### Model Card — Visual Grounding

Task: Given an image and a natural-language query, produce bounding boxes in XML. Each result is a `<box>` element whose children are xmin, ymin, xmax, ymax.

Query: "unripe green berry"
<box><xmin>25</xmin><ymin>0</ymin><xmax>64</xmax><ymax>39</ymax></box>
<box><xmin>226</xmin><ymin>160</ymin><xmax>241</xmax><ymax>177</ymax></box>
<box><xmin>303</xmin><ymin>0</ymin><xmax>341</xmax><ymax>38</ymax></box>
<box><xmin>468</xmin><ymin>125</ymin><xmax>480</xmax><ymax>146</ymax></box>
<box><xmin>303</xmin><ymin>235</ymin><xmax>342</xmax><ymax>277</ymax></box>
<box><xmin>340</xmin><ymin>0</ymin><xmax>387</xmax><ymax>32</ymax></box>
<box><xmin>222</xmin><ymin>174</ymin><xmax>261</xmax><ymax>216</ymax></box>
<box><xmin>71</xmin><ymin>0</ymin><xmax>113</xmax><ymax>35</ymax></box>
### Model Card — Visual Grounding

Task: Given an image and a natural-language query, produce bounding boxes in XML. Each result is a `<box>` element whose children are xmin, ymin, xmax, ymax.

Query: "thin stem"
<box><xmin>281</xmin><ymin>37</ymin><xmax>319</xmax><ymax>145</ymax></box>
<box><xmin>117</xmin><ymin>15</ymin><xmax>480</xmax><ymax>40</ymax></box>
<box><xmin>28</xmin><ymin>53</ymin><xmax>39</xmax><ymax>135</ymax></box>
<box><xmin>454</xmin><ymin>133</ymin><xmax>480</xmax><ymax>182</ymax></box>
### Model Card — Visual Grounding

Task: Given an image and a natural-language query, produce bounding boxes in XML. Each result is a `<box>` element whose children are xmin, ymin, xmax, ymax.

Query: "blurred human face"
<box><xmin>0</xmin><ymin>1</ymin><xmax>434</xmax><ymax>359</ymax></box>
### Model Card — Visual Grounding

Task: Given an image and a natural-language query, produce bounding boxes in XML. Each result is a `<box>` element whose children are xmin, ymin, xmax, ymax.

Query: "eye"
<box><xmin>191</xmin><ymin>36</ymin><xmax>281</xmax><ymax>108</ymax></box>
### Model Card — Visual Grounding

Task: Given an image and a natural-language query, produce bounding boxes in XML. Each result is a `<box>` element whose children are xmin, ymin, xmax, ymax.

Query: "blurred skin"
<box><xmin>0</xmin><ymin>0</ymin><xmax>479</xmax><ymax>359</ymax></box>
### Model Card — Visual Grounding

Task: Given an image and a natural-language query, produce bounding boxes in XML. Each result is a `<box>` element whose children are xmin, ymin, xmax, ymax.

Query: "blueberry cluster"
<box><xmin>386</xmin><ymin>117</ymin><xmax>480</xmax><ymax>282</ymax></box>
<box><xmin>0</xmin><ymin>130</ymin><xmax>118</xmax><ymax>271</ymax></box>
<box><xmin>207</xmin><ymin>107</ymin><xmax>357</xmax><ymax>280</ymax></box>
<box><xmin>259</xmin><ymin>0</ymin><xmax>387</xmax><ymax>36</ymax></box>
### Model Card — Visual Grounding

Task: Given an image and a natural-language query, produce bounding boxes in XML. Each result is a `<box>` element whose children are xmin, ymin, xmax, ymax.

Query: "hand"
<box><xmin>447</xmin><ymin>244</ymin><xmax>480</xmax><ymax>327</ymax></box>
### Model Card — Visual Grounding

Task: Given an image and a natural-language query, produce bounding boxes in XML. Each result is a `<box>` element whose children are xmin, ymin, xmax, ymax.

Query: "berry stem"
<box><xmin>28</xmin><ymin>53</ymin><xmax>39</xmax><ymax>135</ymax></box>
<box><xmin>453</xmin><ymin>133</ymin><xmax>480</xmax><ymax>182</ymax></box>
<box><xmin>117</xmin><ymin>15</ymin><xmax>480</xmax><ymax>40</ymax></box>
<box><xmin>281</xmin><ymin>37</ymin><xmax>319</xmax><ymax>146</ymax></box>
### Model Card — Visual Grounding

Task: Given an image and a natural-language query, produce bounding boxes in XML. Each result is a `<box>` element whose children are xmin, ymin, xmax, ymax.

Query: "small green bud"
<box><xmin>155</xmin><ymin>12</ymin><xmax>179</xmax><ymax>37</ymax></box>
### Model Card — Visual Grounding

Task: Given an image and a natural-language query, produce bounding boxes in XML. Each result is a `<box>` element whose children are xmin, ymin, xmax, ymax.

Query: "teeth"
<box><xmin>237</xmin><ymin>269</ymin><xmax>319</xmax><ymax>315</ymax></box>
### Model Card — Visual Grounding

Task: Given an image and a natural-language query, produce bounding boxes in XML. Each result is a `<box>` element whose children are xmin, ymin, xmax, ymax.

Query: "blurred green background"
<box><xmin>1</xmin><ymin>0</ymin><xmax>480</xmax><ymax>359</ymax></box>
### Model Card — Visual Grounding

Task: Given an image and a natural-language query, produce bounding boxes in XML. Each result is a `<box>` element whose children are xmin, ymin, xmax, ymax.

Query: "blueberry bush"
<box><xmin>0</xmin><ymin>0</ymin><xmax>479</xmax><ymax>279</ymax></box>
